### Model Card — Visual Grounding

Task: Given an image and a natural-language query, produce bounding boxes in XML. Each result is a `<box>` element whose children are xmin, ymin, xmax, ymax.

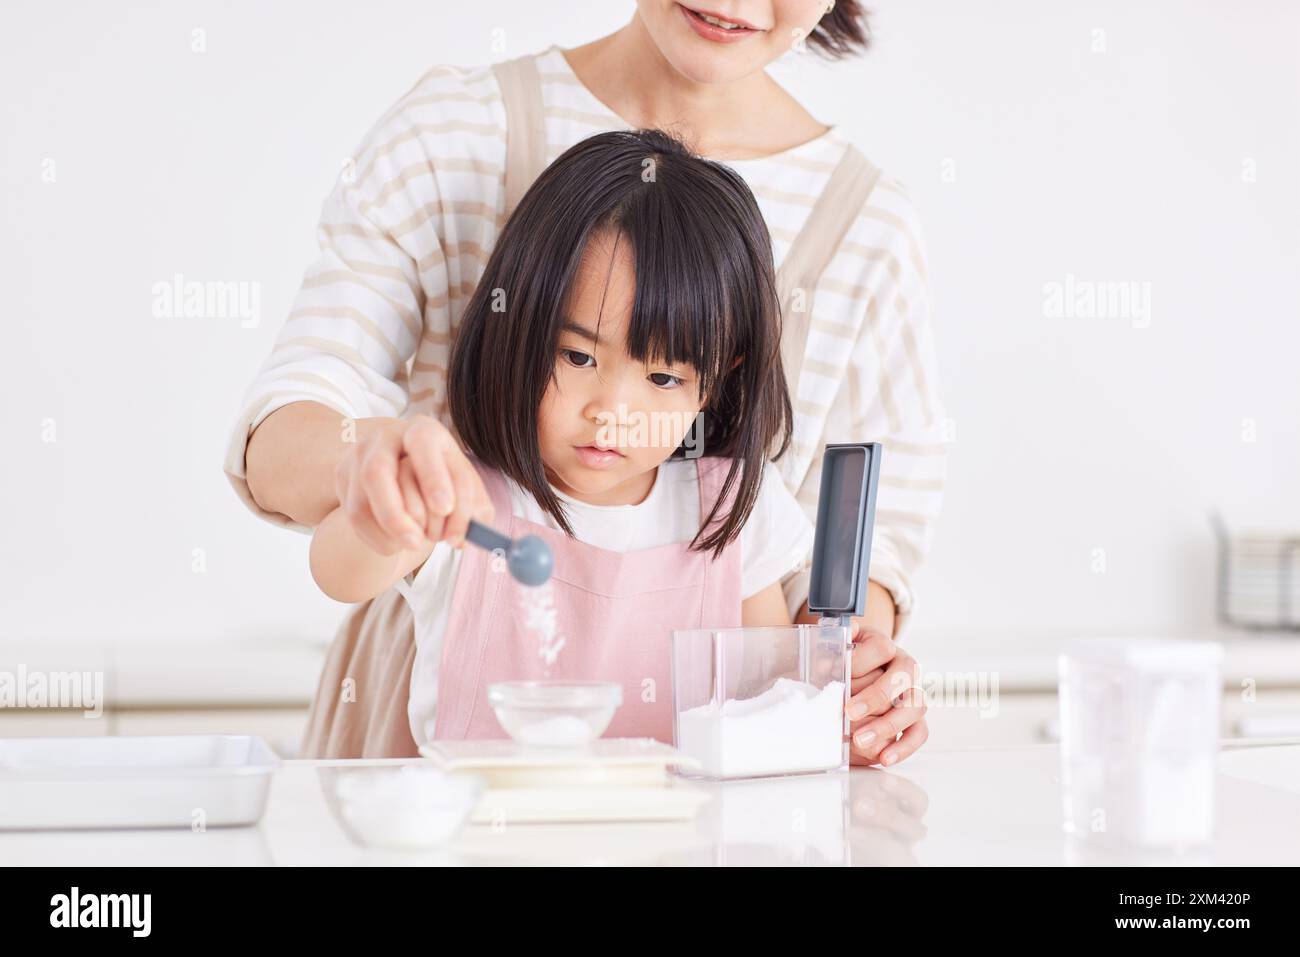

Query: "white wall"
<box><xmin>3</xmin><ymin>1</ymin><xmax>1297</xmax><ymax>648</ymax></box>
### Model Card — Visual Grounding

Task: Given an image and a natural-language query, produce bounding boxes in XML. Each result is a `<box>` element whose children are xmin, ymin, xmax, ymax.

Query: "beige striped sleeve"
<box><xmin>222</xmin><ymin>65</ymin><xmax>504</xmax><ymax>532</ymax></box>
<box><xmin>845</xmin><ymin>179</ymin><xmax>947</xmax><ymax>641</ymax></box>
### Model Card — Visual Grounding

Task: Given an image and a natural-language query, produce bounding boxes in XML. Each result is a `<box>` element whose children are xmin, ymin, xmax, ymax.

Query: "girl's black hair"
<box><xmin>448</xmin><ymin>128</ymin><xmax>792</xmax><ymax>558</ymax></box>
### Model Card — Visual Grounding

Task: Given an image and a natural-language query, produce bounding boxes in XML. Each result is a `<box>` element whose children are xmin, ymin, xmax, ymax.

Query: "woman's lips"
<box><xmin>678</xmin><ymin>4</ymin><xmax>764</xmax><ymax>43</ymax></box>
<box><xmin>574</xmin><ymin>445</ymin><xmax>624</xmax><ymax>469</ymax></box>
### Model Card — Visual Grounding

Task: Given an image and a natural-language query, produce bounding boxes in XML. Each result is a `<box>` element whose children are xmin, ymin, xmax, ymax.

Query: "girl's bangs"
<box><xmin>610</xmin><ymin>188</ymin><xmax>741</xmax><ymax>399</ymax></box>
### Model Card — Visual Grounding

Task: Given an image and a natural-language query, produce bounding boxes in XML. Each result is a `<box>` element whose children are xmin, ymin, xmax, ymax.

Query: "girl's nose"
<box><xmin>583</xmin><ymin>396</ymin><xmax>618</xmax><ymax>426</ymax></box>
<box><xmin>582</xmin><ymin>385</ymin><xmax>636</xmax><ymax>435</ymax></box>
<box><xmin>582</xmin><ymin>379</ymin><xmax>631</xmax><ymax>422</ymax></box>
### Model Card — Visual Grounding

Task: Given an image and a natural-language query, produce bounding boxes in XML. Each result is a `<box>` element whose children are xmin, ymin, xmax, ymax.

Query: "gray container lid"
<box><xmin>806</xmin><ymin>443</ymin><xmax>883</xmax><ymax>620</ymax></box>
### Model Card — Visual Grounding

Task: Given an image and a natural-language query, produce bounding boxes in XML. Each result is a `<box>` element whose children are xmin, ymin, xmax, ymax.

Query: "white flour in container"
<box><xmin>676</xmin><ymin>678</ymin><xmax>846</xmax><ymax>778</ymax></box>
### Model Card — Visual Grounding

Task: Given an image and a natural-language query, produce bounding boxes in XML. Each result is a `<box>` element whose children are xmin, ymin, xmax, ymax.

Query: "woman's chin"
<box><xmin>658</xmin><ymin>45</ymin><xmax>760</xmax><ymax>85</ymax></box>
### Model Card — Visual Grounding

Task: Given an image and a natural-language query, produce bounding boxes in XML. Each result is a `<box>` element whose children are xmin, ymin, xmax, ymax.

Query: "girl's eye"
<box><xmin>560</xmin><ymin>349</ymin><xmax>594</xmax><ymax>369</ymax></box>
<box><xmin>649</xmin><ymin>372</ymin><xmax>684</xmax><ymax>389</ymax></box>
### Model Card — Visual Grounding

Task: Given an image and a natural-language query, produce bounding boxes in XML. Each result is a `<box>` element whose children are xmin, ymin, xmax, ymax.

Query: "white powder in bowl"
<box><xmin>512</xmin><ymin>714</ymin><xmax>596</xmax><ymax>747</ymax></box>
<box><xmin>333</xmin><ymin>766</ymin><xmax>482</xmax><ymax>849</ymax></box>
<box><xmin>676</xmin><ymin>678</ymin><xmax>846</xmax><ymax>778</ymax></box>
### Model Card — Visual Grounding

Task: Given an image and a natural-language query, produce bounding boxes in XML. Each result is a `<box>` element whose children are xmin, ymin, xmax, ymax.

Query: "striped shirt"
<box><xmin>223</xmin><ymin>44</ymin><xmax>947</xmax><ymax>636</ymax></box>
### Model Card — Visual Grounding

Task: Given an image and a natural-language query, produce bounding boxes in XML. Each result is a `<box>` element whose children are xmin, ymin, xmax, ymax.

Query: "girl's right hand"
<box><xmin>333</xmin><ymin>415</ymin><xmax>494</xmax><ymax>556</ymax></box>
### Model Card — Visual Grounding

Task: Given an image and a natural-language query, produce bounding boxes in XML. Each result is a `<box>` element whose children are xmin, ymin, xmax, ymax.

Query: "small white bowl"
<box><xmin>487</xmin><ymin>680</ymin><xmax>622</xmax><ymax>748</ymax></box>
<box><xmin>328</xmin><ymin>765</ymin><xmax>483</xmax><ymax>850</ymax></box>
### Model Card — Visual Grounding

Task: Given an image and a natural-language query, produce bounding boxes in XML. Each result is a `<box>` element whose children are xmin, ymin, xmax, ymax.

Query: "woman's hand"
<box><xmin>334</xmin><ymin>415</ymin><xmax>494</xmax><ymax>554</ymax></box>
<box><xmin>795</xmin><ymin>580</ymin><xmax>930</xmax><ymax>767</ymax></box>
<box><xmin>844</xmin><ymin>621</ymin><xmax>929</xmax><ymax>768</ymax></box>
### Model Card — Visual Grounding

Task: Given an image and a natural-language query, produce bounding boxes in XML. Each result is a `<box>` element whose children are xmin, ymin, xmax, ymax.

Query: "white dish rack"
<box><xmin>1212</xmin><ymin>514</ymin><xmax>1300</xmax><ymax>631</ymax></box>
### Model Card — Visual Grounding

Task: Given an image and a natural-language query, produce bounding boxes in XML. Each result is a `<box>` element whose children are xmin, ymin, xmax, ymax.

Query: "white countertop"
<box><xmin>5</xmin><ymin>738</ymin><xmax>1300</xmax><ymax>866</ymax></box>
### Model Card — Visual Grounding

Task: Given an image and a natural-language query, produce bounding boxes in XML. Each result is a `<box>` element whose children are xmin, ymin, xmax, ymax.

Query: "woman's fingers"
<box><xmin>332</xmin><ymin>415</ymin><xmax>493</xmax><ymax>554</ymax></box>
<box><xmin>333</xmin><ymin>453</ymin><xmax>352</xmax><ymax>515</ymax></box>
<box><xmin>402</xmin><ymin>417</ymin><xmax>454</xmax><ymax>535</ymax></box>
<box><xmin>396</xmin><ymin>457</ymin><xmax>427</xmax><ymax>534</ymax></box>
<box><xmin>335</xmin><ymin>441</ymin><xmax>393</xmax><ymax>554</ymax></box>
<box><xmin>878</xmin><ymin>715</ymin><xmax>930</xmax><ymax>767</ymax></box>
<box><xmin>440</xmin><ymin>444</ymin><xmax>493</xmax><ymax>548</ymax></box>
<box><xmin>377</xmin><ymin>415</ymin><xmax>493</xmax><ymax>549</ymax></box>
<box><xmin>846</xmin><ymin>650</ymin><xmax>920</xmax><ymax>722</ymax></box>
<box><xmin>344</xmin><ymin>476</ymin><xmax>401</xmax><ymax>556</ymax></box>
<box><xmin>849</xmin><ymin>680</ymin><xmax>928</xmax><ymax>764</ymax></box>
<box><xmin>850</xmin><ymin>667</ymin><xmax>885</xmax><ymax>695</ymax></box>
<box><xmin>850</xmin><ymin>628</ymin><xmax>895</xmax><ymax>678</ymax></box>
<box><xmin>332</xmin><ymin>418</ymin><xmax>444</xmax><ymax>554</ymax></box>
<box><xmin>358</xmin><ymin>424</ymin><xmax>423</xmax><ymax>550</ymax></box>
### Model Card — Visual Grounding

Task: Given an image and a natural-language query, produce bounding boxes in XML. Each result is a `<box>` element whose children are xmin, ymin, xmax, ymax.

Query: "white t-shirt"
<box><xmin>398</xmin><ymin>458</ymin><xmax>814</xmax><ymax>746</ymax></box>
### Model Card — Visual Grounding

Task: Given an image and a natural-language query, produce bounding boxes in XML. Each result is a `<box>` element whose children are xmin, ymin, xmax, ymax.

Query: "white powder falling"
<box><xmin>519</xmin><ymin>580</ymin><xmax>566</xmax><ymax>671</ymax></box>
<box><xmin>676</xmin><ymin>678</ymin><xmax>846</xmax><ymax>778</ymax></box>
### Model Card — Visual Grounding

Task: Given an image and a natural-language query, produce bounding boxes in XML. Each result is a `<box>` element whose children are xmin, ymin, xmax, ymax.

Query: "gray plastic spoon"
<box><xmin>464</xmin><ymin>520</ymin><xmax>554</xmax><ymax>587</ymax></box>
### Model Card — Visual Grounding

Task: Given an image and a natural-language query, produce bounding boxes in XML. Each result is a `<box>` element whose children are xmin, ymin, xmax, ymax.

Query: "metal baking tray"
<box><xmin>0</xmin><ymin>734</ymin><xmax>280</xmax><ymax>830</ymax></box>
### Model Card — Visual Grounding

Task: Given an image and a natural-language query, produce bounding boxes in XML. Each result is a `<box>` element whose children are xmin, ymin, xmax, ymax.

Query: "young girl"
<box><xmin>308</xmin><ymin>129</ymin><xmax>815</xmax><ymax>746</ymax></box>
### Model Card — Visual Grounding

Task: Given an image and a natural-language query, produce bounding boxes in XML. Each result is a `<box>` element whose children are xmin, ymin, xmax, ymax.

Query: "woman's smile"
<box><xmin>677</xmin><ymin>4</ymin><xmax>767</xmax><ymax>43</ymax></box>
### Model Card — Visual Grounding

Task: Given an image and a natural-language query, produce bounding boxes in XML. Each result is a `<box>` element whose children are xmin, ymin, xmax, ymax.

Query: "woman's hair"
<box><xmin>448</xmin><ymin>128</ymin><xmax>793</xmax><ymax>558</ymax></box>
<box><xmin>809</xmin><ymin>1</ymin><xmax>872</xmax><ymax>59</ymax></box>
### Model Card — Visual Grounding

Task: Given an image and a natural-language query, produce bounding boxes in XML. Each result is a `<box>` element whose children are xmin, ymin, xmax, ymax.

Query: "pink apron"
<box><xmin>430</xmin><ymin>456</ymin><xmax>742</xmax><ymax>742</ymax></box>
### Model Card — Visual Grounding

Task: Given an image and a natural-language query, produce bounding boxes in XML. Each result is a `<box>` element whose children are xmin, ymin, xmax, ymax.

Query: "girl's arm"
<box><xmin>740</xmin><ymin>461</ymin><xmax>815</xmax><ymax>628</ymax></box>
<box><xmin>741</xmin><ymin>580</ymin><xmax>795</xmax><ymax>627</ymax></box>
<box><xmin>793</xmin><ymin>580</ymin><xmax>896</xmax><ymax>636</ymax></box>
<box><xmin>310</xmin><ymin>504</ymin><xmax>434</xmax><ymax>604</ymax></box>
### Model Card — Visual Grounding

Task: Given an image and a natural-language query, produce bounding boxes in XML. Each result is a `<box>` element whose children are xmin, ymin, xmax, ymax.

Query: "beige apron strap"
<box><xmin>771</xmin><ymin>145</ymin><xmax>882</xmax><ymax>622</ymax></box>
<box><xmin>775</xmin><ymin>143</ymin><xmax>883</xmax><ymax>405</ymax></box>
<box><xmin>491</xmin><ymin>53</ymin><xmax>549</xmax><ymax>221</ymax></box>
<box><xmin>299</xmin><ymin>589</ymin><xmax>420</xmax><ymax>758</ymax></box>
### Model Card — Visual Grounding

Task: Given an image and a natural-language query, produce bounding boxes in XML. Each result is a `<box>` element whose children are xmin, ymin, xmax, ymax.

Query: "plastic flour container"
<box><xmin>670</xmin><ymin>624</ymin><xmax>851</xmax><ymax>780</ymax></box>
<box><xmin>1058</xmin><ymin>638</ymin><xmax>1223</xmax><ymax>849</ymax></box>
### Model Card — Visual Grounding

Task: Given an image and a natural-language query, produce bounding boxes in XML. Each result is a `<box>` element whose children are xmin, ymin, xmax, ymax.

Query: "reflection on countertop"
<box><xmin>4</xmin><ymin>739</ymin><xmax>1299</xmax><ymax>866</ymax></box>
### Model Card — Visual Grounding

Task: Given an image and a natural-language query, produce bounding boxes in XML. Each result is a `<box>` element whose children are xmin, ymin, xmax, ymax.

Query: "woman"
<box><xmin>223</xmin><ymin>0</ymin><xmax>946</xmax><ymax>765</ymax></box>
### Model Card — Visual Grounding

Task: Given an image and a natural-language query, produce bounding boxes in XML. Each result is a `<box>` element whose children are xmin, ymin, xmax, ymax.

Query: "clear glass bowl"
<box><xmin>487</xmin><ymin>680</ymin><xmax>623</xmax><ymax>748</ymax></box>
<box><xmin>323</xmin><ymin>765</ymin><xmax>484</xmax><ymax>850</ymax></box>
